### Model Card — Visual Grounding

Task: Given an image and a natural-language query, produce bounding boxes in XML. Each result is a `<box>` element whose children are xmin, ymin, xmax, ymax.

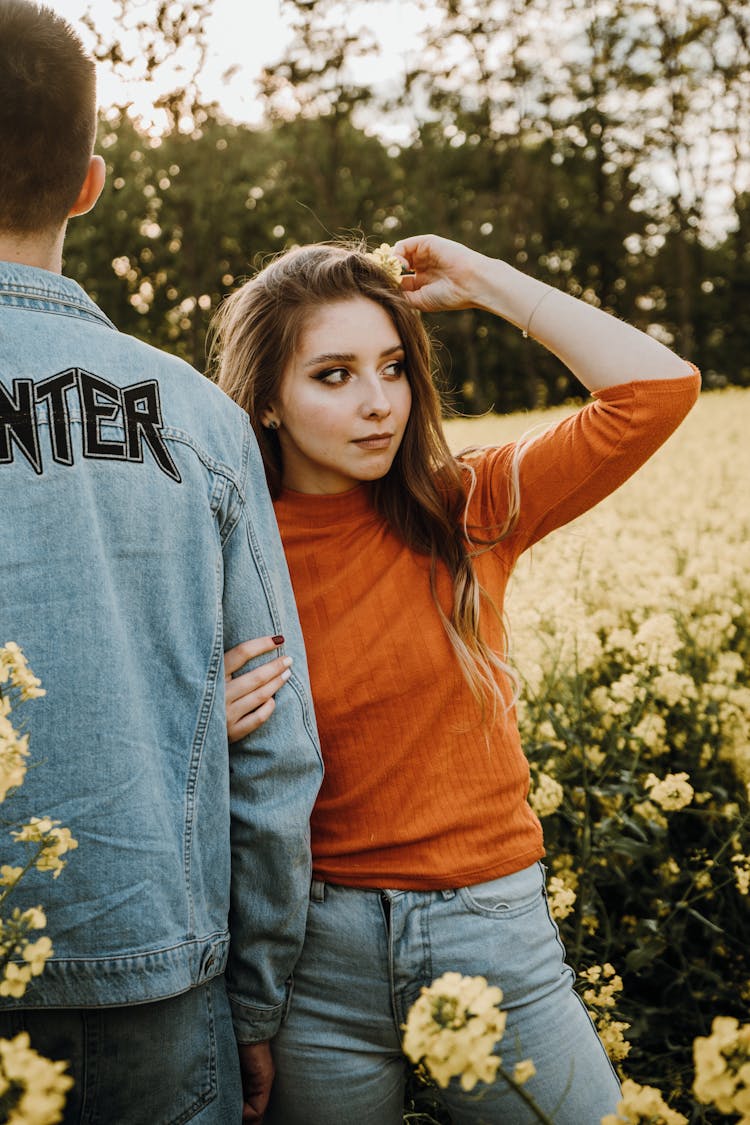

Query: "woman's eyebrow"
<box><xmin>305</xmin><ymin>344</ymin><xmax>404</xmax><ymax>367</ymax></box>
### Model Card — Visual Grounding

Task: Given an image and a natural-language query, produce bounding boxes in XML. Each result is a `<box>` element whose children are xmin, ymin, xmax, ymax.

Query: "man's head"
<box><xmin>0</xmin><ymin>0</ymin><xmax>100</xmax><ymax>238</ymax></box>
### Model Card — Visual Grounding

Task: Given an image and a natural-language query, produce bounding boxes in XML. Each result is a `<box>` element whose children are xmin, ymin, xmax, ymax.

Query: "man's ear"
<box><xmin>68</xmin><ymin>155</ymin><xmax>106</xmax><ymax>219</ymax></box>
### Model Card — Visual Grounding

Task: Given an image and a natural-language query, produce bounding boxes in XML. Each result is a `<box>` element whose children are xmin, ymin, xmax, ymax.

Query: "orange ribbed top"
<box><xmin>274</xmin><ymin>373</ymin><xmax>700</xmax><ymax>889</ymax></box>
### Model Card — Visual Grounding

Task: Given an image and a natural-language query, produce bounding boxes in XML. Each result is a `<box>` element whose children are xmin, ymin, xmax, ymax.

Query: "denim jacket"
<box><xmin>0</xmin><ymin>262</ymin><xmax>323</xmax><ymax>1041</ymax></box>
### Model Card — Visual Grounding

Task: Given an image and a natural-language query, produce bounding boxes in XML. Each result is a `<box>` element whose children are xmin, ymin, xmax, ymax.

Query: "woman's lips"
<box><xmin>352</xmin><ymin>434</ymin><xmax>393</xmax><ymax>450</ymax></box>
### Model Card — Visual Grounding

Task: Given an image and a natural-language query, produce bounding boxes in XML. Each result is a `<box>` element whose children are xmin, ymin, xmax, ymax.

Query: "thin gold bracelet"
<box><xmin>522</xmin><ymin>286</ymin><xmax>555</xmax><ymax>339</ymax></box>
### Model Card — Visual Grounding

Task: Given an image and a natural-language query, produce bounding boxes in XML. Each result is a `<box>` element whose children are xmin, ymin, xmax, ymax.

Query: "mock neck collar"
<box><xmin>275</xmin><ymin>484</ymin><xmax>375</xmax><ymax>527</ymax></box>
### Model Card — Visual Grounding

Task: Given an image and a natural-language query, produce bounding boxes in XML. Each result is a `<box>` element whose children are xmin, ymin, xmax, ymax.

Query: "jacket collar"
<box><xmin>0</xmin><ymin>259</ymin><xmax>116</xmax><ymax>330</ymax></box>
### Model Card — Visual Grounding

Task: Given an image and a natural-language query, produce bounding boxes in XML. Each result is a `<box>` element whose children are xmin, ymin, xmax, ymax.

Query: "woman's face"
<box><xmin>267</xmin><ymin>296</ymin><xmax>413</xmax><ymax>495</ymax></box>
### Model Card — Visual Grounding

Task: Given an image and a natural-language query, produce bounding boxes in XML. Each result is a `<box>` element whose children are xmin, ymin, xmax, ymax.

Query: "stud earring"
<box><xmin>265</xmin><ymin>419</ymin><xmax>279</xmax><ymax>431</ymax></box>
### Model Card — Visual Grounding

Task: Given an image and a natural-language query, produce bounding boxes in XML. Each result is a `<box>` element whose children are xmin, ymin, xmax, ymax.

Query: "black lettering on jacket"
<box><xmin>0</xmin><ymin>369</ymin><xmax>181</xmax><ymax>482</ymax></box>
<box><xmin>0</xmin><ymin>378</ymin><xmax>42</xmax><ymax>473</ymax></box>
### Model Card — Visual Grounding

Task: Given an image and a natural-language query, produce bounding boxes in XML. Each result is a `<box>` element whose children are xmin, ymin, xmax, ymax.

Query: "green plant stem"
<box><xmin>495</xmin><ymin>1066</ymin><xmax>557</xmax><ymax>1125</ymax></box>
<box><xmin>0</xmin><ymin>843</ymin><xmax>47</xmax><ymax>911</ymax></box>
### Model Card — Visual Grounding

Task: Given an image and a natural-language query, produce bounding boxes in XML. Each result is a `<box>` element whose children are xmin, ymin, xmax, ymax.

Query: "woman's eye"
<box><xmin>315</xmin><ymin>367</ymin><xmax>350</xmax><ymax>386</ymax></box>
<box><xmin>383</xmin><ymin>360</ymin><xmax>405</xmax><ymax>379</ymax></box>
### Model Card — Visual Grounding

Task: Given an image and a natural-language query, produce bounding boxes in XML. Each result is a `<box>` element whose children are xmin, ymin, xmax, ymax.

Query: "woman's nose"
<box><xmin>360</xmin><ymin>378</ymin><xmax>392</xmax><ymax>418</ymax></box>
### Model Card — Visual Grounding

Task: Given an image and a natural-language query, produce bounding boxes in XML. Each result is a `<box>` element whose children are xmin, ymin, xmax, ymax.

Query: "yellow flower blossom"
<box><xmin>693</xmin><ymin>1015</ymin><xmax>750</xmax><ymax>1118</ymax></box>
<box><xmin>631</xmin><ymin>799</ymin><xmax>668</xmax><ymax>829</ymax></box>
<box><xmin>0</xmin><ymin>865</ymin><xmax>24</xmax><ymax>887</ymax></box>
<box><xmin>547</xmin><ymin>875</ymin><xmax>576</xmax><ymax>920</ymax></box>
<box><xmin>23</xmin><ymin>936</ymin><xmax>53</xmax><ymax>976</ymax></box>
<box><xmin>651</xmin><ymin>671</ymin><xmax>697</xmax><ymax>708</ymax></box>
<box><xmin>402</xmin><ymin>972</ymin><xmax>507</xmax><ymax>1091</ymax></box>
<box><xmin>601</xmin><ymin>1077</ymin><xmax>687</xmax><ymax>1124</ymax></box>
<box><xmin>631</xmin><ymin>712</ymin><xmax>668</xmax><ymax>755</ymax></box>
<box><xmin>513</xmin><ymin>1058</ymin><xmax>536</xmax><ymax>1084</ymax></box>
<box><xmin>0</xmin><ymin>1032</ymin><xmax>73</xmax><ymax>1125</ymax></box>
<box><xmin>0</xmin><ymin>643</ymin><xmax>45</xmax><ymax>700</ymax></box>
<box><xmin>644</xmin><ymin>772</ymin><xmax>694</xmax><ymax>812</ymax></box>
<box><xmin>0</xmin><ymin>718</ymin><xmax>29</xmax><ymax>803</ymax></box>
<box><xmin>364</xmin><ymin>243</ymin><xmax>405</xmax><ymax>284</ymax></box>
<box><xmin>21</xmin><ymin>907</ymin><xmax>47</xmax><ymax>931</ymax></box>
<box><xmin>529</xmin><ymin>772</ymin><xmax>564</xmax><ymax>817</ymax></box>
<box><xmin>0</xmin><ymin>961</ymin><xmax>33</xmax><ymax>998</ymax></box>
<box><xmin>732</xmin><ymin>854</ymin><xmax>750</xmax><ymax>896</ymax></box>
<box><xmin>11</xmin><ymin>820</ymin><xmax>78</xmax><ymax>879</ymax></box>
<box><xmin>580</xmin><ymin>964</ymin><xmax>631</xmax><ymax>1063</ymax></box>
<box><xmin>632</xmin><ymin>613</ymin><xmax>682</xmax><ymax>668</ymax></box>
<box><xmin>0</xmin><ymin>650</ymin><xmax>73</xmax><ymax>1120</ymax></box>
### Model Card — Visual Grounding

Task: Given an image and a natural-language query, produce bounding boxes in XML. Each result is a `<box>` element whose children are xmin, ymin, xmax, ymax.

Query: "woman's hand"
<box><xmin>225</xmin><ymin>636</ymin><xmax>292</xmax><ymax>743</ymax></box>
<box><xmin>392</xmin><ymin>234</ymin><xmax>488</xmax><ymax>313</ymax></box>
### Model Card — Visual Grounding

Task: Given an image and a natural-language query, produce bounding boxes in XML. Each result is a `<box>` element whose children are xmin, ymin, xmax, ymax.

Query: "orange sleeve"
<box><xmin>472</xmin><ymin>370</ymin><xmax>700</xmax><ymax>558</ymax></box>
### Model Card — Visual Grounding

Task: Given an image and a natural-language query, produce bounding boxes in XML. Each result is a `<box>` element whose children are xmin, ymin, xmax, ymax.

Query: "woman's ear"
<box><xmin>68</xmin><ymin>155</ymin><xmax>106</xmax><ymax>219</ymax></box>
<box><xmin>261</xmin><ymin>409</ymin><xmax>280</xmax><ymax>431</ymax></box>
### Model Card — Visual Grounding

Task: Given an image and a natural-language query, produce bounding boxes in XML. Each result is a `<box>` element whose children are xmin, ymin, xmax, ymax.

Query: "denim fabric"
<box><xmin>266</xmin><ymin>863</ymin><xmax>621</xmax><ymax>1124</ymax></box>
<box><xmin>0</xmin><ymin>975</ymin><xmax>241</xmax><ymax>1124</ymax></box>
<box><xmin>0</xmin><ymin>263</ymin><xmax>323</xmax><ymax>1040</ymax></box>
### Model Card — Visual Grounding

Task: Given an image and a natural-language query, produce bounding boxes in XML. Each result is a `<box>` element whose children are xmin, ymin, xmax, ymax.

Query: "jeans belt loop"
<box><xmin>310</xmin><ymin>878</ymin><xmax>325</xmax><ymax>902</ymax></box>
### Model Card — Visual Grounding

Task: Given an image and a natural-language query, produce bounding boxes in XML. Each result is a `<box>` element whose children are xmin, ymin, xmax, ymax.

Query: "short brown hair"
<box><xmin>0</xmin><ymin>0</ymin><xmax>97</xmax><ymax>234</ymax></box>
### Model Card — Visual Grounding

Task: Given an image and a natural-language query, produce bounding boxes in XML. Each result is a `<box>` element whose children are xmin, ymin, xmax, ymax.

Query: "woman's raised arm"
<box><xmin>393</xmin><ymin>234</ymin><xmax>695</xmax><ymax>394</ymax></box>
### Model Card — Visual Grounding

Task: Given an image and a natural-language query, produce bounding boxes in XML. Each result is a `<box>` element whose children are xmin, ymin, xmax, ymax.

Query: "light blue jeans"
<box><xmin>266</xmin><ymin>862</ymin><xmax>621</xmax><ymax>1124</ymax></box>
<box><xmin>0</xmin><ymin>975</ymin><xmax>242</xmax><ymax>1124</ymax></box>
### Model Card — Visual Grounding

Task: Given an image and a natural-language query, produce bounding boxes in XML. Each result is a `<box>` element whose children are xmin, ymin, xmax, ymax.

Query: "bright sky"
<box><xmin>44</xmin><ymin>0</ymin><xmax>431</xmax><ymax>136</ymax></box>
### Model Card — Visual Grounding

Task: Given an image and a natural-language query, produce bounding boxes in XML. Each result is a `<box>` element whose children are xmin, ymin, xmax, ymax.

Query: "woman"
<box><xmin>212</xmin><ymin>234</ymin><xmax>700</xmax><ymax>1124</ymax></box>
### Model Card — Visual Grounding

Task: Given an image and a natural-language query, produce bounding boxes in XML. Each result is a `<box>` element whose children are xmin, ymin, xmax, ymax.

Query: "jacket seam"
<box><xmin>0</xmin><ymin>288</ymin><xmax>116</xmax><ymax>329</ymax></box>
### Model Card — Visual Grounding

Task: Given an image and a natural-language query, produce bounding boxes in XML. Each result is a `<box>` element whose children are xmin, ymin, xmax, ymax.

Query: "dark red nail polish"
<box><xmin>272</xmin><ymin>635</ymin><xmax>285</xmax><ymax>645</ymax></box>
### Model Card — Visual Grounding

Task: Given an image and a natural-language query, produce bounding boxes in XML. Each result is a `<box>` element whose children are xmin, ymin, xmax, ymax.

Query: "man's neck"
<box><xmin>0</xmin><ymin>226</ymin><xmax>65</xmax><ymax>273</ymax></box>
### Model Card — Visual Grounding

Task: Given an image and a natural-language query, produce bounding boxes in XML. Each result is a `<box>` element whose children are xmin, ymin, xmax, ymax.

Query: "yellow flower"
<box><xmin>632</xmin><ymin>613</ymin><xmax>682</xmax><ymax>667</ymax></box>
<box><xmin>693</xmin><ymin>1015</ymin><xmax>750</xmax><ymax>1117</ymax></box>
<box><xmin>0</xmin><ymin>1032</ymin><xmax>73</xmax><ymax>1125</ymax></box>
<box><xmin>601</xmin><ymin>1077</ymin><xmax>687</xmax><ymax>1124</ymax></box>
<box><xmin>732</xmin><ymin>853</ymin><xmax>750</xmax><ymax>896</ymax></box>
<box><xmin>644</xmin><ymin>772</ymin><xmax>694</xmax><ymax>811</ymax></box>
<box><xmin>547</xmin><ymin>874</ymin><xmax>576</xmax><ymax>921</ymax></box>
<box><xmin>11</xmin><ymin>820</ymin><xmax>78</xmax><ymax>879</ymax></box>
<box><xmin>0</xmin><ymin>961</ymin><xmax>33</xmax><ymax>999</ymax></box>
<box><xmin>631</xmin><ymin>799</ymin><xmax>668</xmax><ymax>829</ymax></box>
<box><xmin>23</xmin><ymin>936</ymin><xmax>53</xmax><ymax>976</ymax></box>
<box><xmin>0</xmin><ymin>720</ymin><xmax>29</xmax><ymax>802</ymax></box>
<box><xmin>12</xmin><ymin>818</ymin><xmax>55</xmax><ymax>843</ymax></box>
<box><xmin>0</xmin><ymin>865</ymin><xmax>24</xmax><ymax>887</ymax></box>
<box><xmin>403</xmin><ymin>972</ymin><xmax>507</xmax><ymax>1091</ymax></box>
<box><xmin>529</xmin><ymin>772</ymin><xmax>564</xmax><ymax>817</ymax></box>
<box><xmin>364</xmin><ymin>243</ymin><xmax>406</xmax><ymax>284</ymax></box>
<box><xmin>631</xmin><ymin>713</ymin><xmax>668</xmax><ymax>755</ymax></box>
<box><xmin>580</xmin><ymin>964</ymin><xmax>631</xmax><ymax>1063</ymax></box>
<box><xmin>513</xmin><ymin>1058</ymin><xmax>536</xmax><ymax>1084</ymax></box>
<box><xmin>0</xmin><ymin>643</ymin><xmax>45</xmax><ymax>700</ymax></box>
<box><xmin>20</xmin><ymin>906</ymin><xmax>47</xmax><ymax>931</ymax></box>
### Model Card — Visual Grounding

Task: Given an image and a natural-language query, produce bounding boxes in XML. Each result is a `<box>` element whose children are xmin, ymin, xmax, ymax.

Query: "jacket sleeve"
<box><xmin>219</xmin><ymin>421</ymin><xmax>323</xmax><ymax>1043</ymax></box>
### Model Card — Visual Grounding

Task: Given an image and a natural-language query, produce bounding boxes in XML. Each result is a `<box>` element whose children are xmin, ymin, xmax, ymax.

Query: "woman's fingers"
<box><xmin>226</xmin><ymin>659</ymin><xmax>293</xmax><ymax>742</ymax></box>
<box><xmin>226</xmin><ymin>654</ymin><xmax>292</xmax><ymax>705</ymax></box>
<box><xmin>228</xmin><ymin>696</ymin><xmax>277</xmax><ymax>742</ymax></box>
<box><xmin>224</xmin><ymin>635</ymin><xmax>284</xmax><ymax>679</ymax></box>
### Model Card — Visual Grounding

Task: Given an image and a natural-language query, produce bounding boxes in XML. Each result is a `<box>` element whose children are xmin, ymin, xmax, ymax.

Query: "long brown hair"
<box><xmin>209</xmin><ymin>242</ymin><xmax>523</xmax><ymax>722</ymax></box>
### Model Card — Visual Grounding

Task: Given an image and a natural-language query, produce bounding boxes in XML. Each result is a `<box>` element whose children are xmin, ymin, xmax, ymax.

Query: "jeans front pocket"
<box><xmin>457</xmin><ymin>861</ymin><xmax>545</xmax><ymax>918</ymax></box>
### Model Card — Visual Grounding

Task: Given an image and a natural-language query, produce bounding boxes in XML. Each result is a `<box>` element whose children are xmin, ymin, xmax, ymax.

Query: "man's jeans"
<box><xmin>0</xmin><ymin>975</ymin><xmax>241</xmax><ymax>1124</ymax></box>
<box><xmin>266</xmin><ymin>862</ymin><xmax>621</xmax><ymax>1125</ymax></box>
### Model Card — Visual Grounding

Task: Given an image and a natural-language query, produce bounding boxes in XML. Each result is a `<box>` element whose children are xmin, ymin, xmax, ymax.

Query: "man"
<box><xmin>0</xmin><ymin>3</ymin><xmax>322</xmax><ymax>1121</ymax></box>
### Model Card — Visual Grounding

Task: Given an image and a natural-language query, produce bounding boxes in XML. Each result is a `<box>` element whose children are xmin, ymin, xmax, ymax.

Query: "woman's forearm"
<box><xmin>467</xmin><ymin>255</ymin><xmax>694</xmax><ymax>394</ymax></box>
